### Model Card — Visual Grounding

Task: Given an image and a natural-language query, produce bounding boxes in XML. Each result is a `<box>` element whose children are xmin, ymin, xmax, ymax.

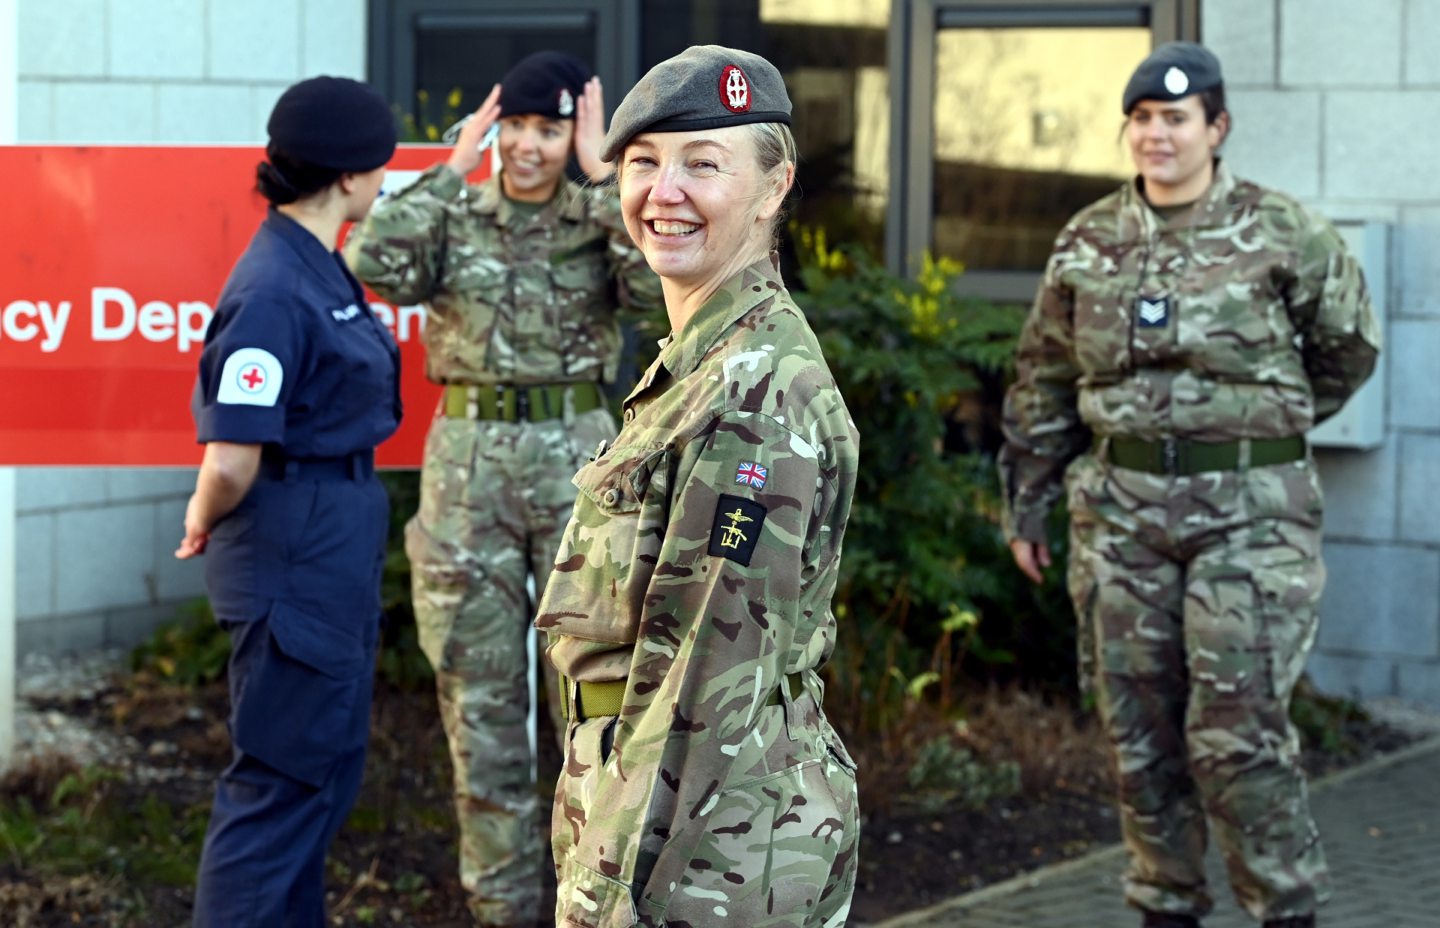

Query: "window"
<box><xmin>641</xmin><ymin>0</ymin><xmax>893</xmax><ymax>257</ymax></box>
<box><xmin>888</xmin><ymin>0</ymin><xmax>1198</xmax><ymax>299</ymax></box>
<box><xmin>368</xmin><ymin>0</ymin><xmax>641</xmax><ymax>140</ymax></box>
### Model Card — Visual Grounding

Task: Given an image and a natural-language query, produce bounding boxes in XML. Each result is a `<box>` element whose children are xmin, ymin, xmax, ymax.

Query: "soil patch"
<box><xmin>1</xmin><ymin>669</ymin><xmax>1419</xmax><ymax>927</ymax></box>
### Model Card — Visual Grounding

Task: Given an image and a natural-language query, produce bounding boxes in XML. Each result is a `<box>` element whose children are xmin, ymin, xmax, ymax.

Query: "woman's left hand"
<box><xmin>574</xmin><ymin>77</ymin><xmax>612</xmax><ymax>184</ymax></box>
<box><xmin>175</xmin><ymin>495</ymin><xmax>211</xmax><ymax>559</ymax></box>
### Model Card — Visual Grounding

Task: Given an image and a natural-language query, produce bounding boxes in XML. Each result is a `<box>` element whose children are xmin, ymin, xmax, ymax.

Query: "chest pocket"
<box><xmin>550</xmin><ymin>256</ymin><xmax>607</xmax><ymax>321</ymax></box>
<box><xmin>1070</xmin><ymin>279</ymin><xmax>1134</xmax><ymax>379</ymax></box>
<box><xmin>544</xmin><ymin>444</ymin><xmax>670</xmax><ymax>645</ymax></box>
<box><xmin>1174</xmin><ymin>259</ymin><xmax>1290</xmax><ymax>377</ymax></box>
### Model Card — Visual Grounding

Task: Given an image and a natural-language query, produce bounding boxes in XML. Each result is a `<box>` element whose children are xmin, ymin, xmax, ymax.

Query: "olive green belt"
<box><xmin>442</xmin><ymin>382</ymin><xmax>603</xmax><ymax>422</ymax></box>
<box><xmin>563</xmin><ymin>672</ymin><xmax>806</xmax><ymax>722</ymax></box>
<box><xmin>1103</xmin><ymin>435</ymin><xmax>1307</xmax><ymax>476</ymax></box>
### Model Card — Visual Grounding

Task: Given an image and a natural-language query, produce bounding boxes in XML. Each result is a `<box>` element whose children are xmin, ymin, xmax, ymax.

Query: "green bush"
<box><xmin>377</xmin><ymin>470</ymin><xmax>433</xmax><ymax>690</ymax></box>
<box><xmin>791</xmin><ymin>230</ymin><xmax>1074</xmax><ymax>740</ymax></box>
<box><xmin>394</xmin><ymin>88</ymin><xmax>466</xmax><ymax>144</ymax></box>
<box><xmin>0</xmin><ymin>764</ymin><xmax>207</xmax><ymax>895</ymax></box>
<box><xmin>905</xmin><ymin>733</ymin><xmax>1021</xmax><ymax>815</ymax></box>
<box><xmin>129</xmin><ymin>599</ymin><xmax>229</xmax><ymax>687</ymax></box>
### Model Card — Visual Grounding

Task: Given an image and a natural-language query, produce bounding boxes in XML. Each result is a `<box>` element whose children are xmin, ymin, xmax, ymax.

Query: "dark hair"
<box><xmin>1199</xmin><ymin>85</ymin><xmax>1228</xmax><ymax>126</ymax></box>
<box><xmin>254</xmin><ymin>143</ymin><xmax>345</xmax><ymax>206</ymax></box>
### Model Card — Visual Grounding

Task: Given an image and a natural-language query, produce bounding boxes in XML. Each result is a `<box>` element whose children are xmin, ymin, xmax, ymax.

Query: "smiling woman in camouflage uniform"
<box><xmin>534</xmin><ymin>45</ymin><xmax>861</xmax><ymax>928</ymax></box>
<box><xmin>1000</xmin><ymin>43</ymin><xmax>1381</xmax><ymax>928</ymax></box>
<box><xmin>344</xmin><ymin>51</ymin><xmax>661</xmax><ymax>927</ymax></box>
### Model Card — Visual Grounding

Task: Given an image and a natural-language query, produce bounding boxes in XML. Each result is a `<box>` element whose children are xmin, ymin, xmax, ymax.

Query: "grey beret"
<box><xmin>601</xmin><ymin>44</ymin><xmax>791</xmax><ymax>163</ymax></box>
<box><xmin>1122</xmin><ymin>41</ymin><xmax>1224</xmax><ymax>114</ymax></box>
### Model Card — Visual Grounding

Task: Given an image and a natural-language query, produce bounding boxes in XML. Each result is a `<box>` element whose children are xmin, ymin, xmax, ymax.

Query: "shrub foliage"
<box><xmin>790</xmin><ymin>231</ymin><xmax>1073</xmax><ymax>739</ymax></box>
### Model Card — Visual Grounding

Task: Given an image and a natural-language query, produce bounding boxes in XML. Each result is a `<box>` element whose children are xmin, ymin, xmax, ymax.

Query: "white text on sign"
<box><xmin>0</xmin><ymin>288</ymin><xmax>426</xmax><ymax>352</ymax></box>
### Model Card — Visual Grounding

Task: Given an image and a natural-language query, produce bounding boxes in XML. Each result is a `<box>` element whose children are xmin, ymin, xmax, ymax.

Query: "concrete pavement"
<box><xmin>870</xmin><ymin>737</ymin><xmax>1440</xmax><ymax>928</ymax></box>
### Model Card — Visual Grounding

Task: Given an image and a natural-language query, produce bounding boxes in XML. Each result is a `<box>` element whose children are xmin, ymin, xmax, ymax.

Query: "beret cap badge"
<box><xmin>720</xmin><ymin>64</ymin><xmax>752</xmax><ymax>113</ymax></box>
<box><xmin>558</xmin><ymin>87</ymin><xmax>575</xmax><ymax>117</ymax></box>
<box><xmin>1163</xmin><ymin>66</ymin><xmax>1190</xmax><ymax>95</ymax></box>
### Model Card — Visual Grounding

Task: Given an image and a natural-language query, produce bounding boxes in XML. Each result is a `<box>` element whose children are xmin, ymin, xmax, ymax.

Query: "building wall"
<box><xmin>1205</xmin><ymin>0</ymin><xmax>1440</xmax><ymax>704</ymax></box>
<box><xmin>13</xmin><ymin>0</ymin><xmax>366</xmax><ymax>655</ymax></box>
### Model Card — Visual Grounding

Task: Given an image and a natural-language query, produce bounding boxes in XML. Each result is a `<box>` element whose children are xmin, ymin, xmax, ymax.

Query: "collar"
<box><xmin>665</xmin><ymin>256</ymin><xmax>784</xmax><ymax>379</ymax></box>
<box><xmin>1120</xmin><ymin>158</ymin><xmax>1238</xmax><ymax>239</ymax></box>
<box><xmin>470</xmin><ymin>173</ymin><xmax>595</xmax><ymax>228</ymax></box>
<box><xmin>263</xmin><ymin>208</ymin><xmax>356</xmax><ymax>300</ymax></box>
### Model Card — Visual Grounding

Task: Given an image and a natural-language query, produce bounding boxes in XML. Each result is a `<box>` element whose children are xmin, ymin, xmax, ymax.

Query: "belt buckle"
<box><xmin>1161</xmin><ymin>436</ymin><xmax>1180</xmax><ymax>475</ymax></box>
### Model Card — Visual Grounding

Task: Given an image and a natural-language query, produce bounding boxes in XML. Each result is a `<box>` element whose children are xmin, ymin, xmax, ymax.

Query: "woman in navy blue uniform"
<box><xmin>176</xmin><ymin>75</ymin><xmax>401</xmax><ymax>927</ymax></box>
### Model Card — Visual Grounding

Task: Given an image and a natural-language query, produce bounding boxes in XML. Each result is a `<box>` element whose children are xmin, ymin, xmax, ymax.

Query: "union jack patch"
<box><xmin>735</xmin><ymin>461</ymin><xmax>767</xmax><ymax>489</ymax></box>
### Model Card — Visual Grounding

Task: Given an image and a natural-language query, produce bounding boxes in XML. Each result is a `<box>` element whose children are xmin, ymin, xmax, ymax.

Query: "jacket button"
<box><xmin>603</xmin><ymin>489</ymin><xmax>621</xmax><ymax>507</ymax></box>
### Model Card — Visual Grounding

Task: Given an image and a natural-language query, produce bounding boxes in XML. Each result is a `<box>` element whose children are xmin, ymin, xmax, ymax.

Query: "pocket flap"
<box><xmin>551</xmin><ymin>256</ymin><xmax>606</xmax><ymax>291</ymax></box>
<box><xmin>572</xmin><ymin>445</ymin><xmax>669</xmax><ymax>514</ymax></box>
<box><xmin>267</xmin><ymin>600</ymin><xmax>366</xmax><ymax>679</ymax></box>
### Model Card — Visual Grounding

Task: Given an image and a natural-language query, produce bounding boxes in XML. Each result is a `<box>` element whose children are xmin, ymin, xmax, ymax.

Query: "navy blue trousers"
<box><xmin>192</xmin><ymin>611</ymin><xmax>377</xmax><ymax>928</ymax></box>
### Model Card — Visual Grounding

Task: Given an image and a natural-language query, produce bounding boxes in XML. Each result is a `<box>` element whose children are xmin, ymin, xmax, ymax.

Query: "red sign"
<box><xmin>0</xmin><ymin>145</ymin><xmax>485</xmax><ymax>466</ymax></box>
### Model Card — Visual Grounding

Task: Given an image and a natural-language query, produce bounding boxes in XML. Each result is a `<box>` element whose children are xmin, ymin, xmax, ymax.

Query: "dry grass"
<box><xmin>0</xmin><ymin>752</ymin><xmax>85</xmax><ymax>807</ymax></box>
<box><xmin>0</xmin><ymin>875</ymin><xmax>119</xmax><ymax>928</ymax></box>
<box><xmin>839</xmin><ymin>683</ymin><xmax>1115</xmax><ymax>815</ymax></box>
<box><xmin>957</xmin><ymin>685</ymin><xmax>1116</xmax><ymax>796</ymax></box>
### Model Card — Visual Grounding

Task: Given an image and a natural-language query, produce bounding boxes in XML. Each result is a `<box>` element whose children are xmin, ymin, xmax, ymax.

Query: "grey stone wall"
<box><xmin>13</xmin><ymin>0</ymin><xmax>365</xmax><ymax>655</ymax></box>
<box><xmin>1206</xmin><ymin>0</ymin><xmax>1440</xmax><ymax>704</ymax></box>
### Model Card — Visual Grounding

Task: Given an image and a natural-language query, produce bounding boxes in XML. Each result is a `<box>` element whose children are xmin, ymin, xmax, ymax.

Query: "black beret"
<box><xmin>499</xmin><ymin>51</ymin><xmax>593</xmax><ymax>120</ymax></box>
<box><xmin>1122</xmin><ymin>42</ymin><xmax>1224</xmax><ymax>114</ymax></box>
<box><xmin>267</xmin><ymin>76</ymin><xmax>397</xmax><ymax>171</ymax></box>
<box><xmin>601</xmin><ymin>45</ymin><xmax>791</xmax><ymax>164</ymax></box>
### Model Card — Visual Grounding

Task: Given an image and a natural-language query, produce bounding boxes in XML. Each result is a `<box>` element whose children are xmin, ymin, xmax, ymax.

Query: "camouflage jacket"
<box><xmin>343</xmin><ymin>166</ymin><xmax>662</xmax><ymax>385</ymax></box>
<box><xmin>535</xmin><ymin>258</ymin><xmax>860</xmax><ymax>922</ymax></box>
<box><xmin>999</xmin><ymin>162</ymin><xmax>1381</xmax><ymax>542</ymax></box>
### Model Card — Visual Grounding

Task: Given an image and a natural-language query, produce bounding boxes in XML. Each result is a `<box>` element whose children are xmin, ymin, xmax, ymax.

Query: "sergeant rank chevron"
<box><xmin>1136</xmin><ymin>295</ymin><xmax>1171</xmax><ymax>327</ymax></box>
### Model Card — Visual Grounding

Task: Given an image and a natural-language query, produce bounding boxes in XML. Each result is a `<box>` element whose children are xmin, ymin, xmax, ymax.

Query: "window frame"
<box><xmin>885</xmin><ymin>0</ymin><xmax>1199</xmax><ymax>300</ymax></box>
<box><xmin>367</xmin><ymin>0</ymin><xmax>643</xmax><ymax>127</ymax></box>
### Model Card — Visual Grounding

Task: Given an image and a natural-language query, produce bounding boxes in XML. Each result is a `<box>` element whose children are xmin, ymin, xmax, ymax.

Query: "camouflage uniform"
<box><xmin>344</xmin><ymin>165</ymin><xmax>661</xmax><ymax>925</ymax></box>
<box><xmin>1000</xmin><ymin>162</ymin><xmax>1381</xmax><ymax>922</ymax></box>
<box><xmin>535</xmin><ymin>257</ymin><xmax>861</xmax><ymax>928</ymax></box>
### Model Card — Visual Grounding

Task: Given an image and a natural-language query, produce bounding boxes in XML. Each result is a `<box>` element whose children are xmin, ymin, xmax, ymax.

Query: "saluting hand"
<box><xmin>573</xmin><ymin>76</ymin><xmax>612</xmax><ymax>184</ymax></box>
<box><xmin>446</xmin><ymin>83</ymin><xmax>502</xmax><ymax>178</ymax></box>
<box><xmin>1009</xmin><ymin>538</ymin><xmax>1051</xmax><ymax>585</ymax></box>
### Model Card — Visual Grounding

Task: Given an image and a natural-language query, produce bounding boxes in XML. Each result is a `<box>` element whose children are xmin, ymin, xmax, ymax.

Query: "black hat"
<box><xmin>499</xmin><ymin>51</ymin><xmax>593</xmax><ymax>120</ymax></box>
<box><xmin>601</xmin><ymin>45</ymin><xmax>791</xmax><ymax>163</ymax></box>
<box><xmin>1122</xmin><ymin>42</ymin><xmax>1224</xmax><ymax>114</ymax></box>
<box><xmin>267</xmin><ymin>76</ymin><xmax>397</xmax><ymax>171</ymax></box>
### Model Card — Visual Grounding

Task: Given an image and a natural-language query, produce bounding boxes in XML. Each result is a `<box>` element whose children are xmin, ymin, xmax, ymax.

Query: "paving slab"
<box><xmin>870</xmin><ymin>737</ymin><xmax>1440</xmax><ymax>928</ymax></box>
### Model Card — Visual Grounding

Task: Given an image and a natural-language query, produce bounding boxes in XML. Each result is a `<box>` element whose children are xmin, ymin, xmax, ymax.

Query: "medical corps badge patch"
<box><xmin>217</xmin><ymin>347</ymin><xmax>284</xmax><ymax>406</ymax></box>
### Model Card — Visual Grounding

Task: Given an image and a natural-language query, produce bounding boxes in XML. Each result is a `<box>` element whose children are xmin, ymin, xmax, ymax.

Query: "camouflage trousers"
<box><xmin>407</xmin><ymin>406</ymin><xmax>616</xmax><ymax>926</ymax></box>
<box><xmin>1065</xmin><ymin>450</ymin><xmax>1331</xmax><ymax>922</ymax></box>
<box><xmin>552</xmin><ymin>681</ymin><xmax>860</xmax><ymax>928</ymax></box>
